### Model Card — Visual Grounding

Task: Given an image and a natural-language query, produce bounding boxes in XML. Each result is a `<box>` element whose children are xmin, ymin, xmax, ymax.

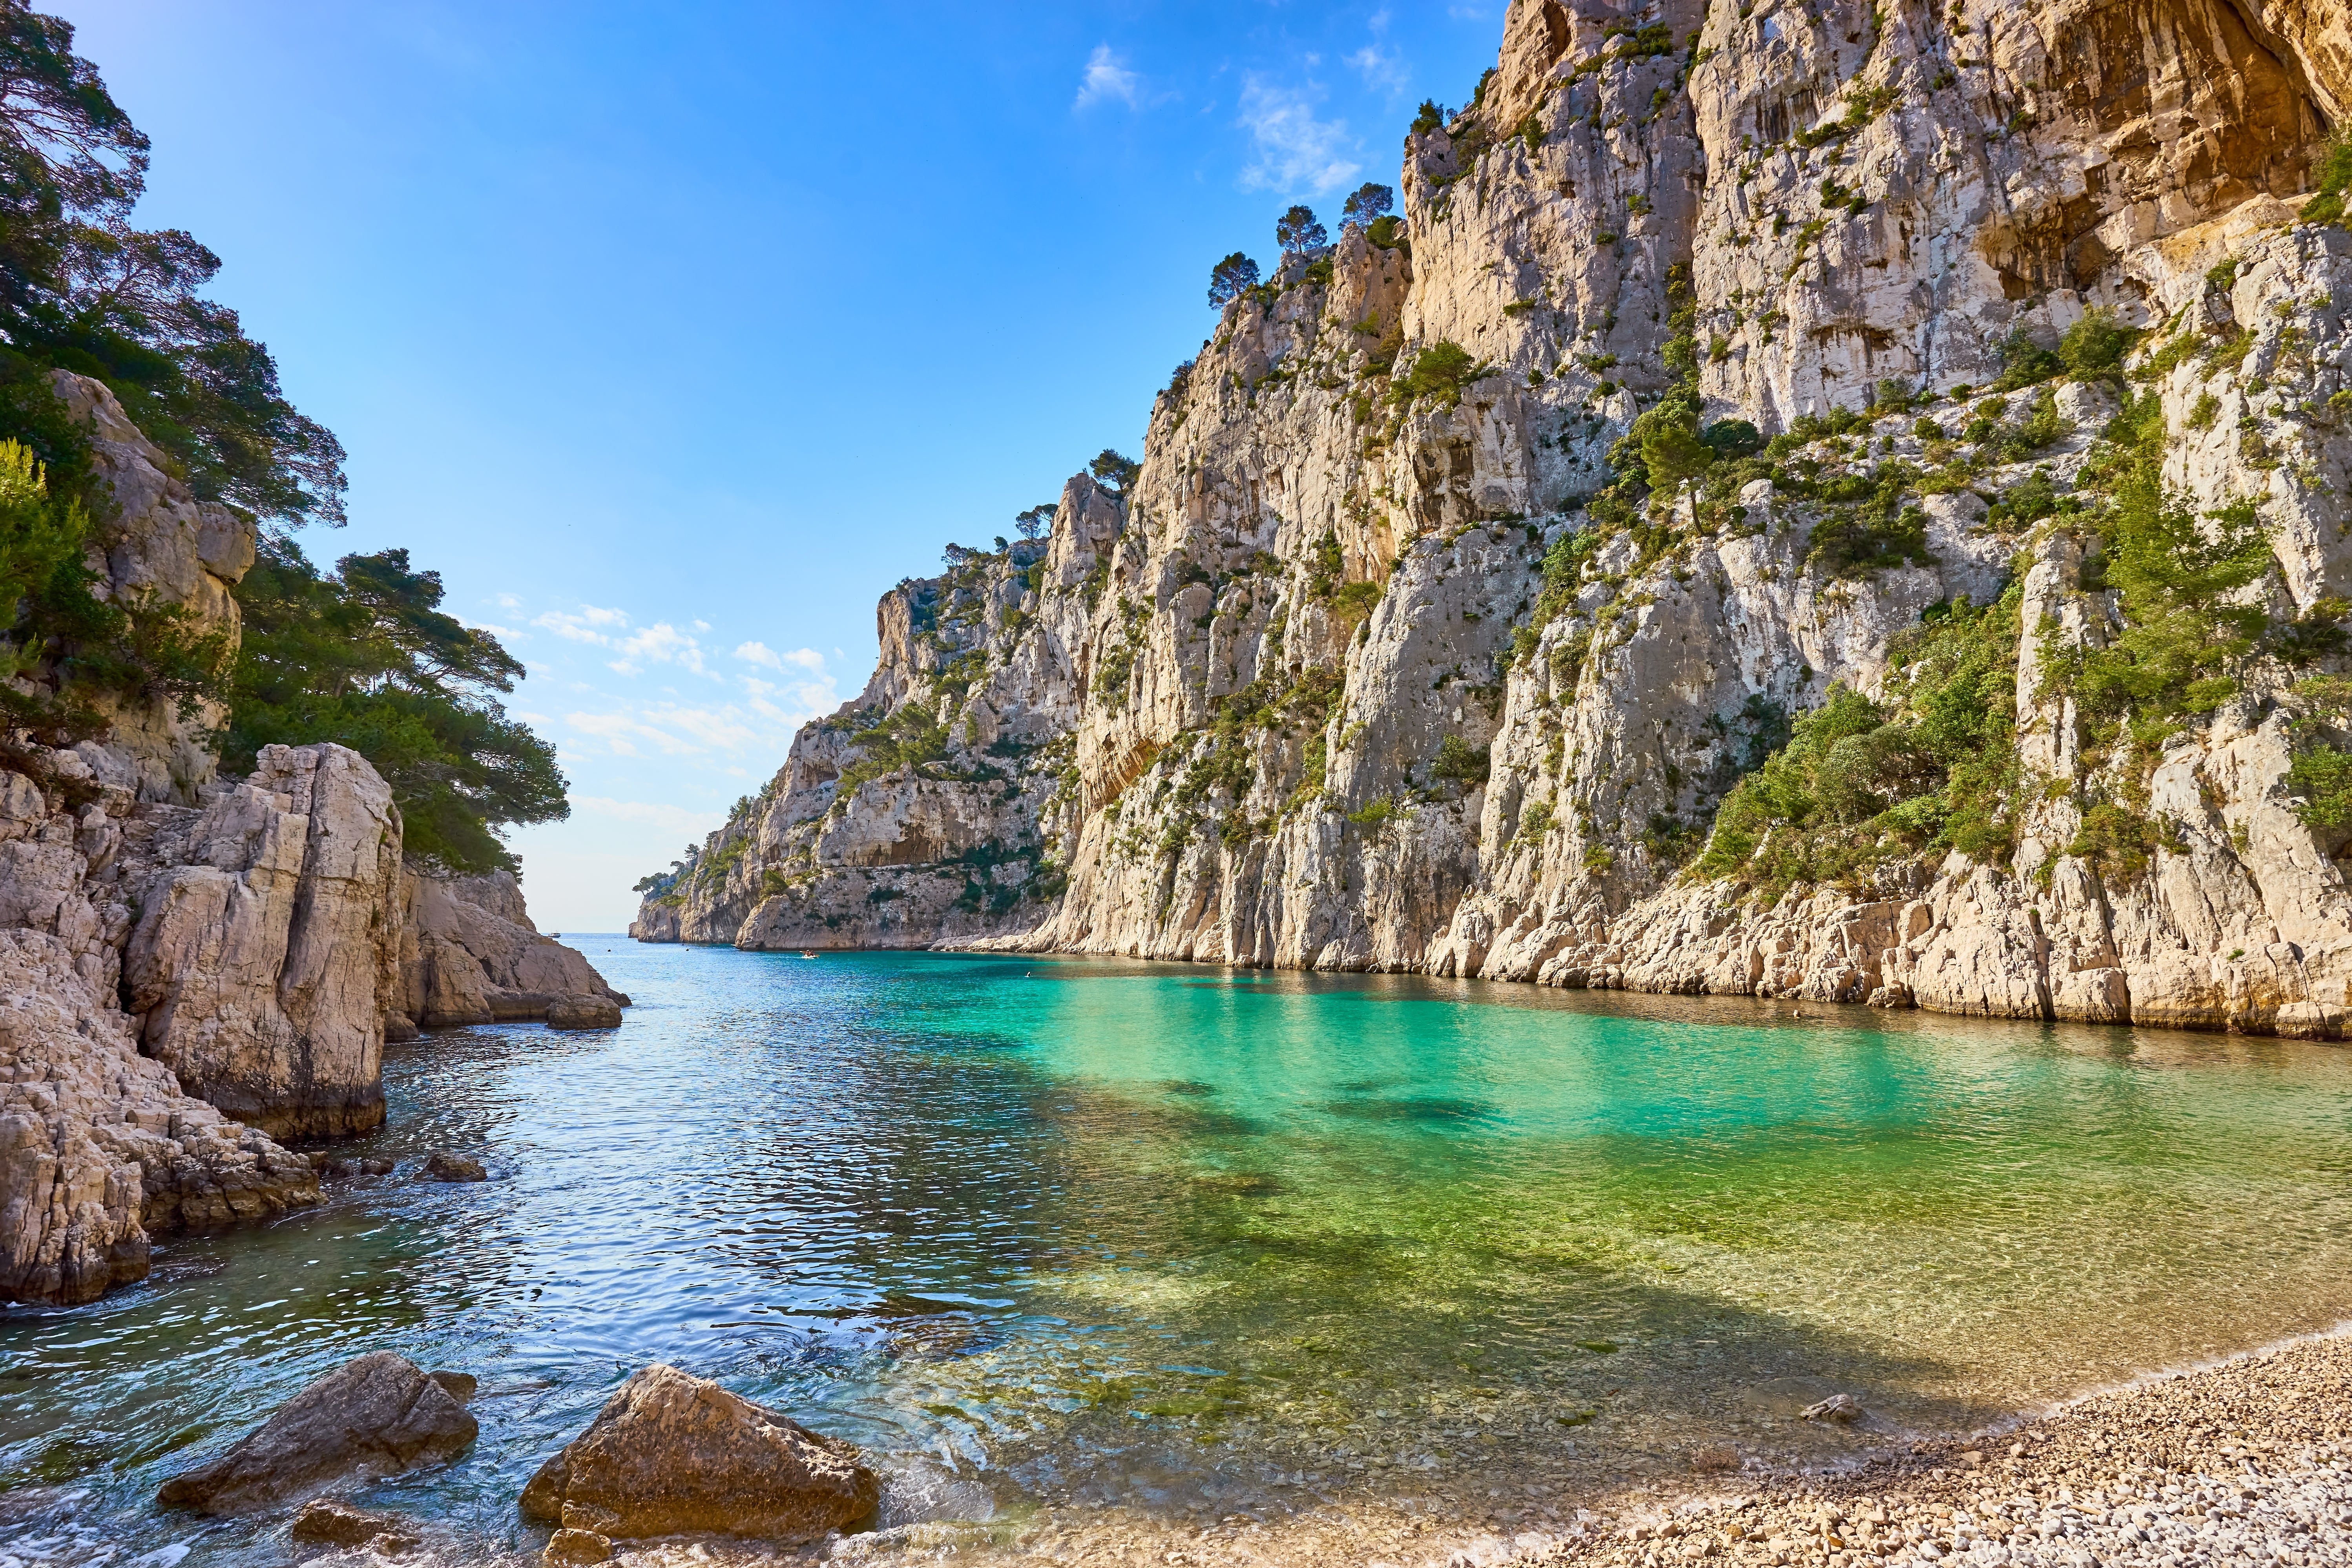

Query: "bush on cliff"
<box><xmin>0</xmin><ymin>434</ymin><xmax>223</xmax><ymax>748</ymax></box>
<box><xmin>1693</xmin><ymin>582</ymin><xmax>2023</xmax><ymax>902</ymax></box>
<box><xmin>224</xmin><ymin>536</ymin><xmax>568</xmax><ymax>874</ymax></box>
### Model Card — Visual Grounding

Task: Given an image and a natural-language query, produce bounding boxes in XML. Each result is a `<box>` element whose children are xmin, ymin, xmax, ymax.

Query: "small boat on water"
<box><xmin>800</xmin><ymin>951</ymin><xmax>819</xmax><ymax>959</ymax></box>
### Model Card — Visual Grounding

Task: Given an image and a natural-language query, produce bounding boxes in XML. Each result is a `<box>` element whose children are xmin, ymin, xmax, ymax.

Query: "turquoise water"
<box><xmin>6</xmin><ymin>946</ymin><xmax>2352</xmax><ymax>1563</ymax></box>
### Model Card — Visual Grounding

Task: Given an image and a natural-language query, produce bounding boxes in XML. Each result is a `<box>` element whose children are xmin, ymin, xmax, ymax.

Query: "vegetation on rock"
<box><xmin>226</xmin><ymin>538</ymin><xmax>568</xmax><ymax>874</ymax></box>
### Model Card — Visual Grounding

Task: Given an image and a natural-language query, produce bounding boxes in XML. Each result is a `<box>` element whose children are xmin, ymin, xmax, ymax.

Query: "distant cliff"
<box><xmin>638</xmin><ymin>0</ymin><xmax>2352</xmax><ymax>1038</ymax></box>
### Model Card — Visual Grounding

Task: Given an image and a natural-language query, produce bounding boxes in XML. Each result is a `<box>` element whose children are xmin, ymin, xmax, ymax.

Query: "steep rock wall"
<box><xmin>638</xmin><ymin>0</ymin><xmax>2352</xmax><ymax>1037</ymax></box>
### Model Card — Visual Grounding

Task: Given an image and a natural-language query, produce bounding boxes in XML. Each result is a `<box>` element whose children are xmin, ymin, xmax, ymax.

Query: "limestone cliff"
<box><xmin>0</xmin><ymin>377</ymin><xmax>622</xmax><ymax>1303</ymax></box>
<box><xmin>639</xmin><ymin>0</ymin><xmax>2352</xmax><ymax>1037</ymax></box>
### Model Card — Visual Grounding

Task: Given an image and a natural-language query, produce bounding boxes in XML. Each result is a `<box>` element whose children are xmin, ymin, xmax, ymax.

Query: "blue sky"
<box><xmin>60</xmin><ymin>1</ymin><xmax>1502</xmax><ymax>929</ymax></box>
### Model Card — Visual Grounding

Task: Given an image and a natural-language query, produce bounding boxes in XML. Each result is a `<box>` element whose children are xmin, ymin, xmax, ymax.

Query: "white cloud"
<box><xmin>535</xmin><ymin>604</ymin><xmax>630</xmax><ymax>645</ymax></box>
<box><xmin>610</xmin><ymin>622</ymin><xmax>717</xmax><ymax>679</ymax></box>
<box><xmin>1075</xmin><ymin>44</ymin><xmax>1140</xmax><ymax>110</ymax></box>
<box><xmin>734</xmin><ymin>641</ymin><xmax>825</xmax><ymax>674</ymax></box>
<box><xmin>494</xmin><ymin>592</ymin><xmax>523</xmax><ymax>611</ymax></box>
<box><xmin>1348</xmin><ymin>11</ymin><xmax>1409</xmax><ymax>95</ymax></box>
<box><xmin>1238</xmin><ymin>75</ymin><xmax>1360</xmax><ymax>195</ymax></box>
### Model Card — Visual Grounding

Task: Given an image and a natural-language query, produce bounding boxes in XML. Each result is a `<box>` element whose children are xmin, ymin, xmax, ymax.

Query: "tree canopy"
<box><xmin>225</xmin><ymin>536</ymin><xmax>569</xmax><ymax>874</ymax></box>
<box><xmin>0</xmin><ymin>4</ymin><xmax>571</xmax><ymax>875</ymax></box>
<box><xmin>0</xmin><ymin>3</ymin><xmax>343</xmax><ymax>528</ymax></box>
<box><xmin>1341</xmin><ymin>183</ymin><xmax>1394</xmax><ymax>226</ymax></box>
<box><xmin>1013</xmin><ymin>500</ymin><xmax>1056</xmax><ymax>539</ymax></box>
<box><xmin>1088</xmin><ymin>449</ymin><xmax>1139</xmax><ymax>495</ymax></box>
<box><xmin>1207</xmin><ymin>250</ymin><xmax>1261</xmax><ymax>307</ymax></box>
<box><xmin>1275</xmin><ymin>204</ymin><xmax>1328</xmax><ymax>254</ymax></box>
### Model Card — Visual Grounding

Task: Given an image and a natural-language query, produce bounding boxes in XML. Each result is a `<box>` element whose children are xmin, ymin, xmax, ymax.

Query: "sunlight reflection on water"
<box><xmin>5</xmin><ymin>944</ymin><xmax>2352</xmax><ymax>1563</ymax></box>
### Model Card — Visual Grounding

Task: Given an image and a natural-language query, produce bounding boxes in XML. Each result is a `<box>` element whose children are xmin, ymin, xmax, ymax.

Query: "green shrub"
<box><xmin>2058</xmin><ymin>308</ymin><xmax>2140</xmax><ymax>381</ymax></box>
<box><xmin>1432</xmin><ymin>734</ymin><xmax>1491</xmax><ymax>785</ymax></box>
<box><xmin>1389</xmin><ymin>341</ymin><xmax>1484</xmax><ymax>409</ymax></box>
<box><xmin>1693</xmin><ymin>585</ymin><xmax>2022</xmax><ymax>900</ymax></box>
<box><xmin>833</xmin><ymin>702</ymin><xmax>949</xmax><ymax>794</ymax></box>
<box><xmin>2299</xmin><ymin>128</ymin><xmax>2352</xmax><ymax>228</ymax></box>
<box><xmin>1989</xmin><ymin>329</ymin><xmax>2064</xmax><ymax>392</ymax></box>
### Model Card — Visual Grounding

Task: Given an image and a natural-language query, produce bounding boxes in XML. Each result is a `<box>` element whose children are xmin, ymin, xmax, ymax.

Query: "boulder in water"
<box><xmin>546</xmin><ymin>994</ymin><xmax>623</xmax><ymax>1030</ymax></box>
<box><xmin>289</xmin><ymin>1498</ymin><xmax>422</xmax><ymax>1550</ymax></box>
<box><xmin>424</xmin><ymin>1151</ymin><xmax>487</xmax><ymax>1182</ymax></box>
<box><xmin>156</xmin><ymin>1351</ymin><xmax>477</xmax><ymax>1513</ymax></box>
<box><xmin>517</xmin><ymin>1364</ymin><xmax>876</xmax><ymax>1542</ymax></box>
<box><xmin>1801</xmin><ymin>1392</ymin><xmax>1865</xmax><ymax>1424</ymax></box>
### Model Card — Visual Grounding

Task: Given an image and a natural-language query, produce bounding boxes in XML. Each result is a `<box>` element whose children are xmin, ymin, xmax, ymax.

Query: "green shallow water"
<box><xmin>5</xmin><ymin>946</ymin><xmax>2352</xmax><ymax>1563</ymax></box>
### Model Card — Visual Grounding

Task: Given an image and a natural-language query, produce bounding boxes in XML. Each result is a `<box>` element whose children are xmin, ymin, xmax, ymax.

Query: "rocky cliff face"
<box><xmin>0</xmin><ymin>378</ymin><xmax>624</xmax><ymax>1303</ymax></box>
<box><xmin>639</xmin><ymin>0</ymin><xmax>2352</xmax><ymax>1038</ymax></box>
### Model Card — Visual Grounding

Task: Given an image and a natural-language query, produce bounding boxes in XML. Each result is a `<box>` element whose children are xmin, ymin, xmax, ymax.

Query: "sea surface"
<box><xmin>6</xmin><ymin>944</ymin><xmax>2352</xmax><ymax>1564</ymax></box>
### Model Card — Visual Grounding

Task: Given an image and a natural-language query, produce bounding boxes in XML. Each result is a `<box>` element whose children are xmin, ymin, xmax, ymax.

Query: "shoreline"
<box><xmin>625</xmin><ymin>934</ymin><xmax>2352</xmax><ymax>1048</ymax></box>
<box><xmin>1527</xmin><ymin>1325</ymin><xmax>2352</xmax><ymax>1568</ymax></box>
<box><xmin>817</xmin><ymin>1327</ymin><xmax>2352</xmax><ymax>1568</ymax></box>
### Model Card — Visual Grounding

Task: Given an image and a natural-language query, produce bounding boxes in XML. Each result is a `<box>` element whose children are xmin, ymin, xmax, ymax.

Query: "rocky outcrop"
<box><xmin>518</xmin><ymin>1364</ymin><xmax>878</xmax><ymax>1546</ymax></box>
<box><xmin>0</xmin><ymin>927</ymin><xmax>318</xmax><ymax>1306</ymax></box>
<box><xmin>400</xmin><ymin>869</ymin><xmax>627</xmax><ymax>1031</ymax></box>
<box><xmin>638</xmin><ymin>0</ymin><xmax>2352</xmax><ymax>1037</ymax></box>
<box><xmin>48</xmin><ymin>370</ymin><xmax>256</xmax><ymax>805</ymax></box>
<box><xmin>122</xmin><ymin>744</ymin><xmax>404</xmax><ymax>1139</ymax></box>
<box><xmin>156</xmin><ymin>1351</ymin><xmax>478</xmax><ymax>1514</ymax></box>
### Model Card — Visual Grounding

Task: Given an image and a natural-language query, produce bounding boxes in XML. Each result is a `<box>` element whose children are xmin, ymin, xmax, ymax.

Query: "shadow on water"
<box><xmin>7</xmin><ymin>946</ymin><xmax>2352</xmax><ymax>1562</ymax></box>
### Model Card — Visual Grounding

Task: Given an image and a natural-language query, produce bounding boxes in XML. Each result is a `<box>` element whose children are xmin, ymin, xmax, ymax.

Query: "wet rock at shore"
<box><xmin>544</xmin><ymin>1527</ymin><xmax>614</xmax><ymax>1565</ymax></box>
<box><xmin>546</xmin><ymin>993</ymin><xmax>623</xmax><ymax>1031</ymax></box>
<box><xmin>155</xmin><ymin>1350</ymin><xmax>477</xmax><ymax>1514</ymax></box>
<box><xmin>1801</xmin><ymin>1393</ymin><xmax>1864</xmax><ymax>1424</ymax></box>
<box><xmin>423</xmin><ymin>1151</ymin><xmax>487</xmax><ymax>1183</ymax></box>
<box><xmin>289</xmin><ymin>1497</ymin><xmax>422</xmax><ymax>1550</ymax></box>
<box><xmin>518</xmin><ymin>1363</ymin><xmax>878</xmax><ymax>1543</ymax></box>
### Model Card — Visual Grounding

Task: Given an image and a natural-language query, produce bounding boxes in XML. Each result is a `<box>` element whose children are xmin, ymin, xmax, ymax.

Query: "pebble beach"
<box><xmin>1540</xmin><ymin>1331</ymin><xmax>2352</xmax><ymax>1568</ymax></box>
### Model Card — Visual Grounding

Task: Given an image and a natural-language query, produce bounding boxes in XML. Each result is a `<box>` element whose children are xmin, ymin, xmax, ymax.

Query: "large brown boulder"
<box><xmin>518</xmin><ymin>1364</ymin><xmax>877</xmax><ymax>1543</ymax></box>
<box><xmin>156</xmin><ymin>1351</ymin><xmax>476</xmax><ymax>1514</ymax></box>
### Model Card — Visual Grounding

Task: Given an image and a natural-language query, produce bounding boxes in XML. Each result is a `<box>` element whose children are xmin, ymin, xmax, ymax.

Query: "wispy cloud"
<box><xmin>1075</xmin><ymin>44</ymin><xmax>1140</xmax><ymax>110</ymax></box>
<box><xmin>1237</xmin><ymin>75</ymin><xmax>1360</xmax><ymax>195</ymax></box>
<box><xmin>734</xmin><ymin>640</ymin><xmax>826</xmax><ymax>674</ymax></box>
<box><xmin>534</xmin><ymin>604</ymin><xmax>629</xmax><ymax>645</ymax></box>
<box><xmin>1348</xmin><ymin>10</ymin><xmax>1409</xmax><ymax>95</ymax></box>
<box><xmin>610</xmin><ymin>622</ymin><xmax>715</xmax><ymax>678</ymax></box>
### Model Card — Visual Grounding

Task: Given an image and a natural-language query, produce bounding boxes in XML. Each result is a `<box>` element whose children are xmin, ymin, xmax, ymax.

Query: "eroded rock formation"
<box><xmin>1</xmin><ymin>378</ymin><xmax>622</xmax><ymax>1303</ymax></box>
<box><xmin>638</xmin><ymin>0</ymin><xmax>2352</xmax><ymax>1037</ymax></box>
<box><xmin>400</xmin><ymin>869</ymin><xmax>629</xmax><ymax>1033</ymax></box>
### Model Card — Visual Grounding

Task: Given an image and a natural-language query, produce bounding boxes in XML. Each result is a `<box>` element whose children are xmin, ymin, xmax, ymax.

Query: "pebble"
<box><xmin>1522</xmin><ymin>1333</ymin><xmax>2352</xmax><ymax>1568</ymax></box>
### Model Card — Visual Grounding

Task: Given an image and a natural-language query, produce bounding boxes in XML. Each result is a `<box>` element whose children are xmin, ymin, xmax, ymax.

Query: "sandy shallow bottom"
<box><xmin>36</xmin><ymin>1327</ymin><xmax>2314</xmax><ymax>1568</ymax></box>
<box><xmin>815</xmin><ymin>1329</ymin><xmax>2352</xmax><ymax>1568</ymax></box>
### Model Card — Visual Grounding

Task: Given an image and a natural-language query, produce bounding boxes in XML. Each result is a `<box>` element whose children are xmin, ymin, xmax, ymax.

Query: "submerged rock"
<box><xmin>155</xmin><ymin>1351</ymin><xmax>477</xmax><ymax>1514</ymax></box>
<box><xmin>423</xmin><ymin>1152</ymin><xmax>487</xmax><ymax>1183</ymax></box>
<box><xmin>518</xmin><ymin>1364</ymin><xmax>878</xmax><ymax>1543</ymax></box>
<box><xmin>288</xmin><ymin>1498</ymin><xmax>421</xmax><ymax>1550</ymax></box>
<box><xmin>1801</xmin><ymin>1393</ymin><xmax>1864</xmax><ymax>1425</ymax></box>
<box><xmin>546</xmin><ymin>994</ymin><xmax>623</xmax><ymax>1031</ymax></box>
